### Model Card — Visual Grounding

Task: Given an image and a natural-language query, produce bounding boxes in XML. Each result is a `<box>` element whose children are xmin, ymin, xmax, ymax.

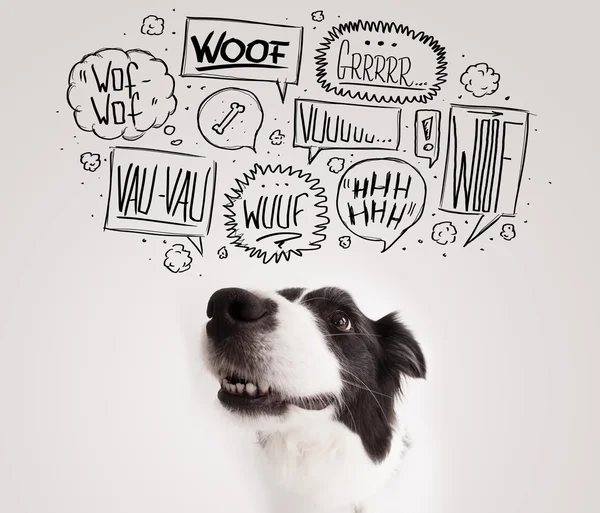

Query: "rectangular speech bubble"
<box><xmin>293</xmin><ymin>99</ymin><xmax>401</xmax><ymax>163</ymax></box>
<box><xmin>439</xmin><ymin>104</ymin><xmax>530</xmax><ymax>246</ymax></box>
<box><xmin>104</xmin><ymin>147</ymin><xmax>217</xmax><ymax>253</ymax></box>
<box><xmin>181</xmin><ymin>17</ymin><xmax>303</xmax><ymax>102</ymax></box>
<box><xmin>414</xmin><ymin>109</ymin><xmax>441</xmax><ymax>168</ymax></box>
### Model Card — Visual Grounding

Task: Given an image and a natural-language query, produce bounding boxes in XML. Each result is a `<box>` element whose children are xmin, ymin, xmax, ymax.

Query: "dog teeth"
<box><xmin>220</xmin><ymin>376</ymin><xmax>271</xmax><ymax>397</ymax></box>
<box><xmin>258</xmin><ymin>380</ymin><xmax>269</xmax><ymax>396</ymax></box>
<box><xmin>246</xmin><ymin>383</ymin><xmax>257</xmax><ymax>396</ymax></box>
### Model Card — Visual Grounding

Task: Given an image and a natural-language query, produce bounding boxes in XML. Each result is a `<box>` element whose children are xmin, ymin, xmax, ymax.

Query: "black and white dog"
<box><xmin>201</xmin><ymin>286</ymin><xmax>426</xmax><ymax>513</ymax></box>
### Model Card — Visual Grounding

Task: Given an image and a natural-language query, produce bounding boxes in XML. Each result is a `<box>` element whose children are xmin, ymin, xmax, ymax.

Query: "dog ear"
<box><xmin>375</xmin><ymin>313</ymin><xmax>426</xmax><ymax>381</ymax></box>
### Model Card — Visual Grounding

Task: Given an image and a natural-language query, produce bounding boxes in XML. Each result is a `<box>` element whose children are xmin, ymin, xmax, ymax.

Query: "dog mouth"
<box><xmin>217</xmin><ymin>372</ymin><xmax>336</xmax><ymax>414</ymax></box>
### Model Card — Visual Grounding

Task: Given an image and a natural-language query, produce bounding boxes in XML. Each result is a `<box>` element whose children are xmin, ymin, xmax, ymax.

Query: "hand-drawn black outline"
<box><xmin>164</xmin><ymin>125</ymin><xmax>176</xmax><ymax>136</ymax></box>
<box><xmin>339</xmin><ymin>235</ymin><xmax>351</xmax><ymax>249</ymax></box>
<box><xmin>500</xmin><ymin>223</ymin><xmax>516</xmax><ymax>241</ymax></box>
<box><xmin>414</xmin><ymin>110</ymin><xmax>441</xmax><ymax>168</ymax></box>
<box><xmin>438</xmin><ymin>104</ymin><xmax>530</xmax><ymax>247</ymax></box>
<box><xmin>223</xmin><ymin>164</ymin><xmax>329</xmax><ymax>264</ymax></box>
<box><xmin>80</xmin><ymin>152</ymin><xmax>101</xmax><ymax>172</ymax></box>
<box><xmin>197</xmin><ymin>87</ymin><xmax>263</xmax><ymax>152</ymax></box>
<box><xmin>66</xmin><ymin>48</ymin><xmax>177</xmax><ymax>141</ymax></box>
<box><xmin>336</xmin><ymin>157</ymin><xmax>427</xmax><ymax>253</ymax></box>
<box><xmin>217</xmin><ymin>246</ymin><xmax>229</xmax><ymax>259</ymax></box>
<box><xmin>180</xmin><ymin>17</ymin><xmax>304</xmax><ymax>102</ymax></box>
<box><xmin>311</xmin><ymin>11</ymin><xmax>325</xmax><ymax>23</ymax></box>
<box><xmin>141</xmin><ymin>15</ymin><xmax>165</xmax><ymax>36</ymax></box>
<box><xmin>431</xmin><ymin>221</ymin><xmax>457</xmax><ymax>245</ymax></box>
<box><xmin>460</xmin><ymin>63</ymin><xmax>501</xmax><ymax>98</ymax></box>
<box><xmin>269</xmin><ymin>129</ymin><xmax>285</xmax><ymax>145</ymax></box>
<box><xmin>103</xmin><ymin>146</ymin><xmax>217</xmax><ymax>256</ymax></box>
<box><xmin>164</xmin><ymin>243</ymin><xmax>192</xmax><ymax>273</ymax></box>
<box><xmin>315</xmin><ymin>20</ymin><xmax>447</xmax><ymax>104</ymax></box>
<box><xmin>293</xmin><ymin>99</ymin><xmax>401</xmax><ymax>163</ymax></box>
<box><xmin>327</xmin><ymin>157</ymin><xmax>346</xmax><ymax>174</ymax></box>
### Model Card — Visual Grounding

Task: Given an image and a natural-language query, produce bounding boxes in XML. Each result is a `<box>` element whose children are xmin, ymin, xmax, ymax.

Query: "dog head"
<box><xmin>201</xmin><ymin>286</ymin><xmax>426</xmax><ymax>460</ymax></box>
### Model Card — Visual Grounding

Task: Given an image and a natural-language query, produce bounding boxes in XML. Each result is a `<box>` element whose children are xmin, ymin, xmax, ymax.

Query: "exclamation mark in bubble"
<box><xmin>414</xmin><ymin>110</ymin><xmax>441</xmax><ymax>168</ymax></box>
<box><xmin>421</xmin><ymin>117</ymin><xmax>433</xmax><ymax>150</ymax></box>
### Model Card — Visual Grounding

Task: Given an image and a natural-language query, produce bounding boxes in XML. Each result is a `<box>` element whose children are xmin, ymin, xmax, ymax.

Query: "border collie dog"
<box><xmin>201</xmin><ymin>286</ymin><xmax>426</xmax><ymax>513</ymax></box>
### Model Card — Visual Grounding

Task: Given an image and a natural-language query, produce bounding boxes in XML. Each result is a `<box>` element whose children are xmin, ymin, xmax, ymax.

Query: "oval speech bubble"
<box><xmin>197</xmin><ymin>87</ymin><xmax>263</xmax><ymax>151</ymax></box>
<box><xmin>336</xmin><ymin>158</ymin><xmax>427</xmax><ymax>252</ymax></box>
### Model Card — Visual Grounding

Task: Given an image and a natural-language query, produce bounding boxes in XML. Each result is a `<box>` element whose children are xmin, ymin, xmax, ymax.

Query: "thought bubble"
<box><xmin>439</xmin><ymin>105</ymin><xmax>530</xmax><ymax>246</ymax></box>
<box><xmin>311</xmin><ymin>11</ymin><xmax>325</xmax><ymax>22</ymax></box>
<box><xmin>104</xmin><ymin>147</ymin><xmax>217</xmax><ymax>255</ymax></box>
<box><xmin>197</xmin><ymin>88</ymin><xmax>263</xmax><ymax>152</ymax></box>
<box><xmin>164</xmin><ymin>244</ymin><xmax>192</xmax><ymax>273</ymax></box>
<box><xmin>337</xmin><ymin>158</ymin><xmax>427</xmax><ymax>253</ymax></box>
<box><xmin>164</xmin><ymin>125</ymin><xmax>176</xmax><ymax>136</ymax></box>
<box><xmin>316</xmin><ymin>20</ymin><xmax>447</xmax><ymax>104</ymax></box>
<box><xmin>500</xmin><ymin>223</ymin><xmax>516</xmax><ymax>241</ymax></box>
<box><xmin>293</xmin><ymin>99</ymin><xmax>401</xmax><ymax>163</ymax></box>
<box><xmin>141</xmin><ymin>15</ymin><xmax>165</xmax><ymax>36</ymax></box>
<box><xmin>269</xmin><ymin>129</ymin><xmax>285</xmax><ymax>146</ymax></box>
<box><xmin>327</xmin><ymin>157</ymin><xmax>345</xmax><ymax>174</ymax></box>
<box><xmin>181</xmin><ymin>17</ymin><xmax>303</xmax><ymax>102</ymax></box>
<box><xmin>431</xmin><ymin>221</ymin><xmax>457</xmax><ymax>245</ymax></box>
<box><xmin>339</xmin><ymin>236</ymin><xmax>351</xmax><ymax>249</ymax></box>
<box><xmin>80</xmin><ymin>152</ymin><xmax>101</xmax><ymax>172</ymax></box>
<box><xmin>224</xmin><ymin>164</ymin><xmax>329</xmax><ymax>264</ymax></box>
<box><xmin>217</xmin><ymin>246</ymin><xmax>229</xmax><ymax>259</ymax></box>
<box><xmin>460</xmin><ymin>63</ymin><xmax>500</xmax><ymax>98</ymax></box>
<box><xmin>67</xmin><ymin>48</ymin><xmax>177</xmax><ymax>141</ymax></box>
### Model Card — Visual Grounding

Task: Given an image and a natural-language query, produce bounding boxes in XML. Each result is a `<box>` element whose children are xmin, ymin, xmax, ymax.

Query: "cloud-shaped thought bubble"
<box><xmin>269</xmin><ymin>129</ymin><xmax>285</xmax><ymax>146</ymax></box>
<box><xmin>316</xmin><ymin>20</ymin><xmax>447</xmax><ymax>104</ymax></box>
<box><xmin>500</xmin><ymin>223</ymin><xmax>516</xmax><ymax>241</ymax></box>
<box><xmin>327</xmin><ymin>157</ymin><xmax>345</xmax><ymax>174</ymax></box>
<box><xmin>460</xmin><ymin>63</ymin><xmax>500</xmax><ymax>98</ymax></box>
<box><xmin>141</xmin><ymin>15</ymin><xmax>165</xmax><ymax>36</ymax></box>
<box><xmin>67</xmin><ymin>48</ymin><xmax>177</xmax><ymax>141</ymax></box>
<box><xmin>224</xmin><ymin>164</ymin><xmax>329</xmax><ymax>264</ymax></box>
<box><xmin>80</xmin><ymin>152</ymin><xmax>101</xmax><ymax>172</ymax></box>
<box><xmin>337</xmin><ymin>158</ymin><xmax>427</xmax><ymax>253</ymax></box>
<box><xmin>431</xmin><ymin>221</ymin><xmax>457</xmax><ymax>245</ymax></box>
<box><xmin>339</xmin><ymin>236</ymin><xmax>351</xmax><ymax>249</ymax></box>
<box><xmin>198</xmin><ymin>88</ymin><xmax>263</xmax><ymax>152</ymax></box>
<box><xmin>312</xmin><ymin>11</ymin><xmax>325</xmax><ymax>22</ymax></box>
<box><xmin>164</xmin><ymin>244</ymin><xmax>192</xmax><ymax>273</ymax></box>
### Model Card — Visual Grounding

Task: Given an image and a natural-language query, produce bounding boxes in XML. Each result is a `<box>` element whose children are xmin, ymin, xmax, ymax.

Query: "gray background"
<box><xmin>0</xmin><ymin>0</ymin><xmax>598</xmax><ymax>512</ymax></box>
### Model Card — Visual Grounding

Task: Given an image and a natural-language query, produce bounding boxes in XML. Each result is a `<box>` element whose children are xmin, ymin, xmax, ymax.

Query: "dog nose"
<box><xmin>206</xmin><ymin>288</ymin><xmax>269</xmax><ymax>341</ymax></box>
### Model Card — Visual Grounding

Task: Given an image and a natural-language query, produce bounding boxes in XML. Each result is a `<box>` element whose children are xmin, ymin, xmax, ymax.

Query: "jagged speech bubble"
<box><xmin>224</xmin><ymin>164</ymin><xmax>329</xmax><ymax>264</ymax></box>
<box><xmin>337</xmin><ymin>158</ymin><xmax>427</xmax><ymax>252</ymax></box>
<box><xmin>316</xmin><ymin>20</ymin><xmax>447</xmax><ymax>104</ymax></box>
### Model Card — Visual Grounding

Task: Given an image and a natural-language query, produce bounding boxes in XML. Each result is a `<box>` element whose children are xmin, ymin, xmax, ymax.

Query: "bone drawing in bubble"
<box><xmin>212</xmin><ymin>102</ymin><xmax>245</xmax><ymax>135</ymax></box>
<box><xmin>198</xmin><ymin>88</ymin><xmax>263</xmax><ymax>151</ymax></box>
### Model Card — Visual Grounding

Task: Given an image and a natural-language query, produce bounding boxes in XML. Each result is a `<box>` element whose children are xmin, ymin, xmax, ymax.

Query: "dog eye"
<box><xmin>328</xmin><ymin>311</ymin><xmax>352</xmax><ymax>331</ymax></box>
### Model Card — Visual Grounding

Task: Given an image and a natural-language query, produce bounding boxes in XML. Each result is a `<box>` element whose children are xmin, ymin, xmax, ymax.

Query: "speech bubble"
<box><xmin>414</xmin><ymin>110</ymin><xmax>441</xmax><ymax>167</ymax></box>
<box><xmin>316</xmin><ymin>20</ymin><xmax>447</xmax><ymax>104</ymax></box>
<box><xmin>337</xmin><ymin>158</ymin><xmax>427</xmax><ymax>253</ymax></box>
<box><xmin>181</xmin><ymin>17</ymin><xmax>303</xmax><ymax>102</ymax></box>
<box><xmin>104</xmin><ymin>146</ymin><xmax>217</xmax><ymax>255</ymax></box>
<box><xmin>293</xmin><ymin>99</ymin><xmax>401</xmax><ymax>163</ymax></box>
<box><xmin>197</xmin><ymin>88</ymin><xmax>263</xmax><ymax>151</ymax></box>
<box><xmin>224</xmin><ymin>164</ymin><xmax>329</xmax><ymax>264</ymax></box>
<box><xmin>438</xmin><ymin>104</ymin><xmax>530</xmax><ymax>246</ymax></box>
<box><xmin>67</xmin><ymin>48</ymin><xmax>177</xmax><ymax>141</ymax></box>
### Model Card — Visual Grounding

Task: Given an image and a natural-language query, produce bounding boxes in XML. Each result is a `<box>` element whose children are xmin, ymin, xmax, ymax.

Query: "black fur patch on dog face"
<box><xmin>282</xmin><ymin>286</ymin><xmax>426</xmax><ymax>463</ymax></box>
